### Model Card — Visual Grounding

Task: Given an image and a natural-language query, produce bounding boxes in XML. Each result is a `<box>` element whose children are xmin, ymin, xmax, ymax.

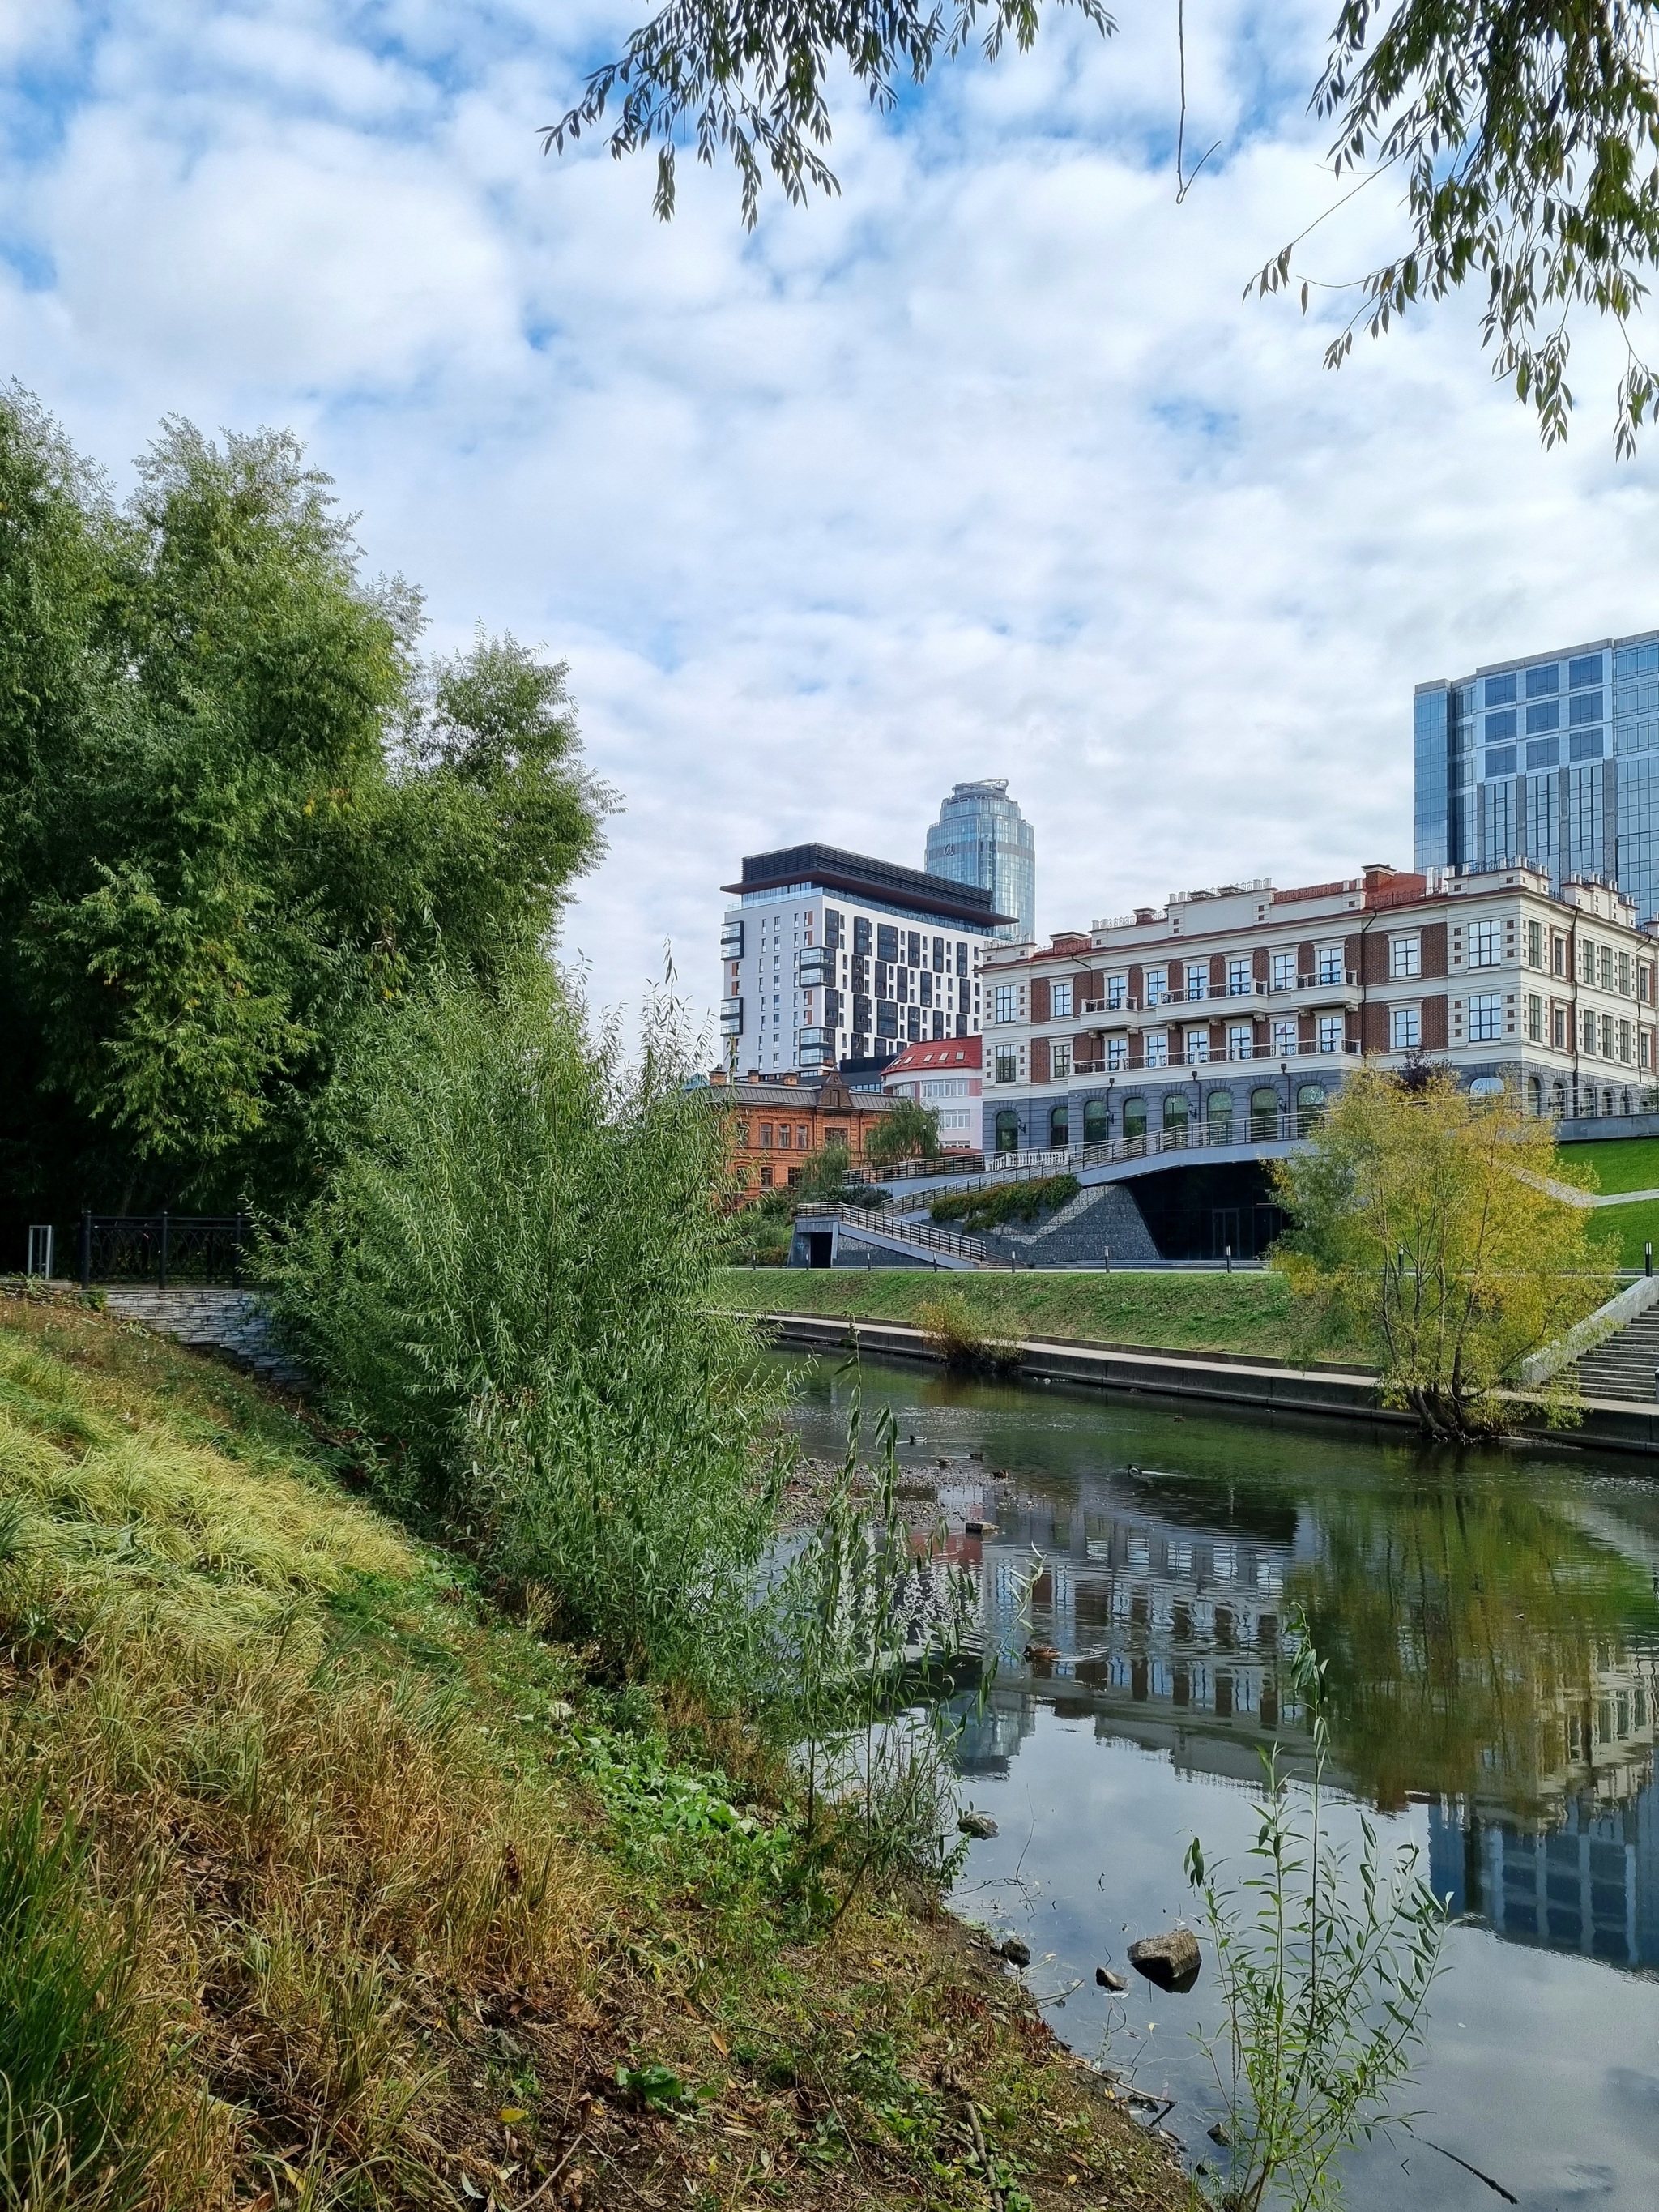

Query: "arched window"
<box><xmin>1295</xmin><ymin>1083</ymin><xmax>1328</xmax><ymax>1135</ymax></box>
<box><xmin>1468</xmin><ymin>1075</ymin><xmax>1505</xmax><ymax>1100</ymax></box>
<box><xmin>995</xmin><ymin>1108</ymin><xmax>1021</xmax><ymax>1153</ymax></box>
<box><xmin>1123</xmin><ymin>1097</ymin><xmax>1148</xmax><ymax>1148</ymax></box>
<box><xmin>1553</xmin><ymin>1081</ymin><xmax>1568</xmax><ymax>1117</ymax></box>
<box><xmin>1606</xmin><ymin>1088</ymin><xmax>1618</xmax><ymax>1116</ymax></box>
<box><xmin>1623</xmin><ymin>1088</ymin><xmax>1632</xmax><ymax>1116</ymax></box>
<box><xmin>1083</xmin><ymin>1097</ymin><xmax>1108</xmax><ymax>1146</ymax></box>
<box><xmin>1249</xmin><ymin>1086</ymin><xmax>1280</xmax><ymax>1140</ymax></box>
<box><xmin>1206</xmin><ymin>1091</ymin><xmax>1234</xmax><ymax>1144</ymax></box>
<box><xmin>1049</xmin><ymin>1102</ymin><xmax>1070</xmax><ymax>1149</ymax></box>
<box><xmin>1525</xmin><ymin>1074</ymin><xmax>1542</xmax><ymax>1117</ymax></box>
<box><xmin>1162</xmin><ymin>1093</ymin><xmax>1189</xmax><ymax>1147</ymax></box>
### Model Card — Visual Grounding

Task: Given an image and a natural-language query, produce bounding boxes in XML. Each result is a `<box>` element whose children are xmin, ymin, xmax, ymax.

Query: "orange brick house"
<box><xmin>709</xmin><ymin>1067</ymin><xmax>895</xmax><ymax>1198</ymax></box>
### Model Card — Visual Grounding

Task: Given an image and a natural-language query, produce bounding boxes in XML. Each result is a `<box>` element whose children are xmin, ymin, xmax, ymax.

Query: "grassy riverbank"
<box><xmin>714</xmin><ymin>1267</ymin><xmax>1370</xmax><ymax>1366</ymax></box>
<box><xmin>0</xmin><ymin>1290</ymin><xmax>1187</xmax><ymax>2212</ymax></box>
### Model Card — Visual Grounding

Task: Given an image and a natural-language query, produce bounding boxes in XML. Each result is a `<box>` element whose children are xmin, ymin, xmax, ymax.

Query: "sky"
<box><xmin>5</xmin><ymin>0</ymin><xmax>1657</xmax><ymax>1049</ymax></box>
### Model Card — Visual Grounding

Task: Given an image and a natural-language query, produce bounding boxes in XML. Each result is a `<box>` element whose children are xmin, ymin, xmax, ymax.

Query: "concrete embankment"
<box><xmin>753</xmin><ymin>1310</ymin><xmax>1659</xmax><ymax>1458</ymax></box>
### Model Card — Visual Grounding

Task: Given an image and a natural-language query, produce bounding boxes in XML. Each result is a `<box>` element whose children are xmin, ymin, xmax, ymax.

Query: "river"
<box><xmin>776</xmin><ymin>1350</ymin><xmax>1659</xmax><ymax>2211</ymax></box>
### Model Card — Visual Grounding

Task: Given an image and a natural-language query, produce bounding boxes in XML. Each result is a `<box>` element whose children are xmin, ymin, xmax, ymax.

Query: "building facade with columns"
<box><xmin>979</xmin><ymin>862</ymin><xmax>1659</xmax><ymax>1156</ymax></box>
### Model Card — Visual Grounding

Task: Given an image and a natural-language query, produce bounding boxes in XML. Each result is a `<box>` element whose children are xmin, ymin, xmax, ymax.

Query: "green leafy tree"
<box><xmin>551</xmin><ymin>0</ymin><xmax>1659</xmax><ymax>447</ymax></box>
<box><xmin>0</xmin><ymin>395</ymin><xmax>611</xmax><ymax>1233</ymax></box>
<box><xmin>862</xmin><ymin>1095</ymin><xmax>941</xmax><ymax>1164</ymax></box>
<box><xmin>1273</xmin><ymin>1067</ymin><xmax>1610</xmax><ymax>1440</ymax></box>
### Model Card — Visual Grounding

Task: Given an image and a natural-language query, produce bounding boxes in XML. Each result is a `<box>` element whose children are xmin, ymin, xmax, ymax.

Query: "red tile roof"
<box><xmin>881</xmin><ymin>1036</ymin><xmax>983</xmax><ymax>1078</ymax></box>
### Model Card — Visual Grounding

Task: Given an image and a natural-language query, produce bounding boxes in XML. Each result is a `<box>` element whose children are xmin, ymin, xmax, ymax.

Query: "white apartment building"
<box><xmin>880</xmin><ymin>1034</ymin><xmax>983</xmax><ymax>1148</ymax></box>
<box><xmin>979</xmin><ymin>862</ymin><xmax>1659</xmax><ymax>1155</ymax></box>
<box><xmin>719</xmin><ymin>843</ymin><xmax>1009</xmax><ymax>1076</ymax></box>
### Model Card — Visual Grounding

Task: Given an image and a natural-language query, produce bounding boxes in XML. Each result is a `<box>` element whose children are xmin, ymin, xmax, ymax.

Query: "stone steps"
<box><xmin>1575</xmin><ymin>1303</ymin><xmax>1659</xmax><ymax>1403</ymax></box>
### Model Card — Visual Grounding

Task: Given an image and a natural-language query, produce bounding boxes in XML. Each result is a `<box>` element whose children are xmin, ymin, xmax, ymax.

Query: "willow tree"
<box><xmin>549</xmin><ymin>1</ymin><xmax>1659</xmax><ymax>451</ymax></box>
<box><xmin>1273</xmin><ymin>1068</ymin><xmax>1610</xmax><ymax>1439</ymax></box>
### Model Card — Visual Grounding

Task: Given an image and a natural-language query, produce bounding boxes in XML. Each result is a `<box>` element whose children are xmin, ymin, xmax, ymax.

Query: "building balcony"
<box><xmin>1016</xmin><ymin>1038</ymin><xmax>1362</xmax><ymax>1083</ymax></box>
<box><xmin>1077</xmin><ymin>973</ymin><xmax>1361</xmax><ymax>1024</ymax></box>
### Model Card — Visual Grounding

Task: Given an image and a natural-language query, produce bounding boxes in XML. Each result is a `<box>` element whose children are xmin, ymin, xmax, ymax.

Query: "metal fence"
<box><xmin>800</xmin><ymin>1202</ymin><xmax>988</xmax><ymax>1262</ymax></box>
<box><xmin>869</xmin><ymin>1107</ymin><xmax>1316</xmax><ymax>1197</ymax></box>
<box><xmin>63</xmin><ymin>1212</ymin><xmax>251</xmax><ymax>1290</ymax></box>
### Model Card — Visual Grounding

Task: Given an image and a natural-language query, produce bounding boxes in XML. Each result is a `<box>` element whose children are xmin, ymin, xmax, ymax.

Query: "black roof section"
<box><xmin>723</xmin><ymin>843</ymin><xmax>1013</xmax><ymax>929</ymax></box>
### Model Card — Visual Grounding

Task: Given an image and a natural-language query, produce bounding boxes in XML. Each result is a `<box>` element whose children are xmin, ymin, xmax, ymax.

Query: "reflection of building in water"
<box><xmin>1431</xmin><ymin>1641</ymin><xmax>1659</xmax><ymax>1973</ymax></box>
<box><xmin>947</xmin><ymin>1483</ymin><xmax>1313</xmax><ymax>1784</ymax></box>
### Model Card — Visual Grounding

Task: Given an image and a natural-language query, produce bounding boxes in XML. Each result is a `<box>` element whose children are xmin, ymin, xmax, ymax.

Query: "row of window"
<box><xmin>1483</xmin><ymin>655</ymin><xmax>1604</xmax><ymax>708</ymax></box>
<box><xmin>990</xmin><ymin>1087</ymin><xmax>1330</xmax><ymax>1153</ymax></box>
<box><xmin>1000</xmin><ymin>1014</ymin><xmax>1350</xmax><ymax>1082</ymax></box>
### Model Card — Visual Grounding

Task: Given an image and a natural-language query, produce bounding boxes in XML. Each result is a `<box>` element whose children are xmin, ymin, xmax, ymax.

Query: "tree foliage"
<box><xmin>555</xmin><ymin>0</ymin><xmax>1659</xmax><ymax>446</ymax></box>
<box><xmin>862</xmin><ymin>1095</ymin><xmax>942</xmax><ymax>1162</ymax></box>
<box><xmin>1272</xmin><ymin>1067</ymin><xmax>1610</xmax><ymax>1438</ymax></box>
<box><xmin>0</xmin><ymin>391</ymin><xmax>611</xmax><ymax>1234</ymax></box>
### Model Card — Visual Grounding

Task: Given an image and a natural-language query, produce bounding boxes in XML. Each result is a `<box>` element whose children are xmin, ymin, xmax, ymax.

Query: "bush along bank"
<box><xmin>0</xmin><ymin>1296</ymin><xmax>1192</xmax><ymax>2212</ymax></box>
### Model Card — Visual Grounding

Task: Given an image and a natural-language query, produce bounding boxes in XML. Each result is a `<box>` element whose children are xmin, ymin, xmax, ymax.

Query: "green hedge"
<box><xmin>928</xmin><ymin>1173</ymin><xmax>1080</xmax><ymax>1236</ymax></box>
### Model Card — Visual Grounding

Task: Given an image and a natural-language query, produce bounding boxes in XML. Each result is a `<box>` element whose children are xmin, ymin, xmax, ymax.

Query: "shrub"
<box><xmin>913</xmin><ymin>1294</ymin><xmax>1022</xmax><ymax>1376</ymax></box>
<box><xmin>928</xmin><ymin>1172</ymin><xmax>1079</xmax><ymax>1236</ymax></box>
<box><xmin>267</xmin><ymin>969</ymin><xmax>787</xmax><ymax>1693</ymax></box>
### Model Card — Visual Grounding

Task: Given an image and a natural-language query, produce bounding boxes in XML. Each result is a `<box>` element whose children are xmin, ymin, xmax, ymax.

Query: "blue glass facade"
<box><xmin>925</xmin><ymin>779</ymin><xmax>1037</xmax><ymax>943</ymax></box>
<box><xmin>1414</xmin><ymin>631</ymin><xmax>1659</xmax><ymax>921</ymax></box>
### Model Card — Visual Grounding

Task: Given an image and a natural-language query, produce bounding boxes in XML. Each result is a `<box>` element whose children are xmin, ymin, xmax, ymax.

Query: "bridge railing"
<box><xmin>868</xmin><ymin>1109</ymin><xmax>1314</xmax><ymax>1200</ymax></box>
<box><xmin>797</xmin><ymin>1203</ymin><xmax>988</xmax><ymax>1262</ymax></box>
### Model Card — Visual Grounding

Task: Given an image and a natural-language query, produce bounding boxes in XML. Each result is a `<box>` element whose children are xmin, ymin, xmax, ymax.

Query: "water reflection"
<box><xmin>783</xmin><ymin>1354</ymin><xmax>1659</xmax><ymax>1980</ymax></box>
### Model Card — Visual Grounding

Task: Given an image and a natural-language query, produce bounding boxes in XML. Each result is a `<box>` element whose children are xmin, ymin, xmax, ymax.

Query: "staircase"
<box><xmin>981</xmin><ymin>1183</ymin><xmax>1163</xmax><ymax>1270</ymax></box>
<box><xmin>1574</xmin><ymin>1303</ymin><xmax>1659</xmax><ymax>1403</ymax></box>
<box><xmin>103</xmin><ymin>1286</ymin><xmax>309</xmax><ymax>1393</ymax></box>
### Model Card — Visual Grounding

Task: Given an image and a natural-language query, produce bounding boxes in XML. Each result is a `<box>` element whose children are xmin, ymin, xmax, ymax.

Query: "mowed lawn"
<box><xmin>714</xmin><ymin>1265</ymin><xmax>1372</xmax><ymax>1365</ymax></box>
<box><xmin>1556</xmin><ymin>1135</ymin><xmax>1659</xmax><ymax>1194</ymax></box>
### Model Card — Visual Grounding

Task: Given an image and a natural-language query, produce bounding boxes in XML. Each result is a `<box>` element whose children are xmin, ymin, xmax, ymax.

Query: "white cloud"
<box><xmin>4</xmin><ymin>0</ymin><xmax>1657</xmax><ymax>1054</ymax></box>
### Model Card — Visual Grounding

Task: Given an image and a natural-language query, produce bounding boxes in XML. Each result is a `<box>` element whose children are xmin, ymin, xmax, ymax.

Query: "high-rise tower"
<box><xmin>924</xmin><ymin>779</ymin><xmax>1036</xmax><ymax>944</ymax></box>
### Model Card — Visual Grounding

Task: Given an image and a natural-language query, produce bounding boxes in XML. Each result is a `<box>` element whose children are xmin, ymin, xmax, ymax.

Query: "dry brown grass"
<box><xmin>0</xmin><ymin>1293</ymin><xmax>1192</xmax><ymax>2212</ymax></box>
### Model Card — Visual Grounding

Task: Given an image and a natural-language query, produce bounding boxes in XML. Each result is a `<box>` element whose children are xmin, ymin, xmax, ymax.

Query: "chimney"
<box><xmin>1134</xmin><ymin>907</ymin><xmax>1156</xmax><ymax>925</ymax></box>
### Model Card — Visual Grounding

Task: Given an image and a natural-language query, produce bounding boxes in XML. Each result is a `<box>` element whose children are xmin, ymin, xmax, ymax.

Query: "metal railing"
<box><xmin>1074</xmin><ymin>972</ymin><xmax>1360</xmax><ymax>1017</ymax></box>
<box><xmin>1058</xmin><ymin>1040</ymin><xmax>1362</xmax><ymax>1076</ymax></box>
<box><xmin>800</xmin><ymin>1202</ymin><xmax>988</xmax><ymax>1262</ymax></box>
<box><xmin>872</xmin><ymin>1108</ymin><xmax>1322</xmax><ymax>1197</ymax></box>
<box><xmin>70</xmin><ymin>1212</ymin><xmax>250</xmax><ymax>1290</ymax></box>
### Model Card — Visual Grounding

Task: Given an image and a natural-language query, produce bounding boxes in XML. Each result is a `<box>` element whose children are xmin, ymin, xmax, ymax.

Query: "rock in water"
<box><xmin>1127</xmin><ymin>1929</ymin><xmax>1201</xmax><ymax>1993</ymax></box>
<box><xmin>998</xmin><ymin>1937</ymin><xmax>1031</xmax><ymax>1967</ymax></box>
<box><xmin>958</xmin><ymin>1810</ymin><xmax>999</xmax><ymax>1839</ymax></box>
<box><xmin>1094</xmin><ymin>1966</ymin><xmax>1128</xmax><ymax>1992</ymax></box>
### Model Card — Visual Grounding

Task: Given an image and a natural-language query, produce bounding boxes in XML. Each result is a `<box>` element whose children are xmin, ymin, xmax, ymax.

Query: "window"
<box><xmin>1485</xmin><ymin>673</ymin><xmax>1517</xmax><ymax>707</ymax></box>
<box><xmin>1206</xmin><ymin>1091</ymin><xmax>1233</xmax><ymax>1141</ymax></box>
<box><xmin>1583</xmin><ymin>1006</ymin><xmax>1598</xmax><ymax>1055</ymax></box>
<box><xmin>995</xmin><ymin>1048</ymin><xmax>1018</xmax><ymax>1084</ymax></box>
<box><xmin>1051</xmin><ymin>980</ymin><xmax>1073</xmax><ymax>1019</ymax></box>
<box><xmin>1123</xmin><ymin>1098</ymin><xmax>1148</xmax><ymax>1142</ymax></box>
<box><xmin>1554</xmin><ymin>1005</ymin><xmax>1567</xmax><ymax>1050</ymax></box>
<box><xmin>1084</xmin><ymin>1098</ymin><xmax>1108</xmax><ymax>1144</ymax></box>
<box><xmin>1272</xmin><ymin>1018</ymin><xmax>1298</xmax><ymax>1056</ymax></box>
<box><xmin>758</xmin><ymin>1122</ymin><xmax>773</xmax><ymax>1147</ymax></box>
<box><xmin>1525</xmin><ymin>919</ymin><xmax>1542</xmax><ymax>968</ymax></box>
<box><xmin>1296</xmin><ymin>1083</ymin><xmax>1328</xmax><ymax>1133</ymax></box>
<box><xmin>1391</xmin><ymin>934</ymin><xmax>1421</xmax><ymax>979</ymax></box>
<box><xmin>1144</xmin><ymin>971</ymin><xmax>1168</xmax><ymax>1007</ymax></box>
<box><xmin>1144</xmin><ymin>1031</ymin><xmax>1170</xmax><ymax>1068</ymax></box>
<box><xmin>1051</xmin><ymin>1040</ymin><xmax>1073</xmax><ymax>1081</ymax></box>
<box><xmin>1525</xmin><ymin>736</ymin><xmax>1559</xmax><ymax>768</ymax></box>
<box><xmin>995</xmin><ymin>1108</ymin><xmax>1020</xmax><ymax>1152</ymax></box>
<box><xmin>1570</xmin><ymin>653</ymin><xmax>1604</xmax><ymax>688</ymax></box>
<box><xmin>1049</xmin><ymin>1103</ymin><xmax>1069</xmax><ymax>1147</ymax></box>
<box><xmin>993</xmin><ymin>984</ymin><xmax>1019</xmax><ymax>1023</ymax></box>
<box><xmin>1525</xmin><ymin>662</ymin><xmax>1559</xmax><ymax>698</ymax></box>
<box><xmin>1392</xmin><ymin>1006</ymin><xmax>1421</xmax><ymax>1050</ymax></box>
<box><xmin>758</xmin><ymin>1164</ymin><xmax>774</xmax><ymax>1187</ymax></box>
<box><xmin>1570</xmin><ymin>728</ymin><xmax>1605</xmax><ymax>761</ymax></box>
<box><xmin>1163</xmin><ymin>1094</ymin><xmax>1189</xmax><ymax>1138</ymax></box>
<box><xmin>1271</xmin><ymin>950</ymin><xmax>1295</xmax><ymax>991</ymax></box>
<box><xmin>1107</xmin><ymin>1036</ymin><xmax>1128</xmax><ymax>1070</ymax></box>
<box><xmin>1526</xmin><ymin>993</ymin><xmax>1544</xmax><ymax>1042</ymax></box>
<box><xmin>1644</xmin><ymin>1031</ymin><xmax>1654</xmax><ymax>1070</ymax></box>
<box><xmin>1486</xmin><ymin>708</ymin><xmax>1518</xmax><ymax>740</ymax></box>
<box><xmin>1485</xmin><ymin>745</ymin><xmax>1517</xmax><ymax>775</ymax></box>
<box><xmin>777</xmin><ymin>1123</ymin><xmax>791</xmax><ymax>1148</ymax></box>
<box><xmin>1106</xmin><ymin>971</ymin><xmax>1128</xmax><ymax>1010</ymax></box>
<box><xmin>1619</xmin><ymin>950</ymin><xmax>1633</xmax><ymax>996</ymax></box>
<box><xmin>1228</xmin><ymin>958</ymin><xmax>1253</xmax><ymax>995</ymax></box>
<box><xmin>1525</xmin><ymin>700</ymin><xmax>1559</xmax><ymax>736</ymax></box>
<box><xmin>1227</xmin><ymin>1023</ymin><xmax>1253</xmax><ymax>1061</ymax></box>
<box><xmin>1603</xmin><ymin>1012</ymin><xmax>1617</xmax><ymax>1057</ymax></box>
<box><xmin>1468</xmin><ymin>993</ymin><xmax>1501</xmax><ymax>1042</ymax></box>
<box><xmin>1185</xmin><ymin>1027</ymin><xmax>1209</xmax><ymax>1064</ymax></box>
<box><xmin>1468</xmin><ymin>920</ymin><xmax>1502</xmax><ymax>967</ymax></box>
<box><xmin>852</xmin><ymin>916</ymin><xmax>872</xmax><ymax>956</ymax></box>
<box><xmin>1601</xmin><ymin>945</ymin><xmax>1615</xmax><ymax>992</ymax></box>
<box><xmin>1579</xmin><ymin>937</ymin><xmax>1596</xmax><ymax>984</ymax></box>
<box><xmin>1569</xmin><ymin>688</ymin><xmax>1603</xmax><ymax>724</ymax></box>
<box><xmin>1620</xmin><ymin>1019</ymin><xmax>1633</xmax><ymax>1064</ymax></box>
<box><xmin>796</xmin><ymin>1124</ymin><xmax>809</xmax><ymax>1147</ymax></box>
<box><xmin>1316</xmin><ymin>946</ymin><xmax>1343</xmax><ymax>985</ymax></box>
<box><xmin>1644</xmin><ymin>963</ymin><xmax>1655</xmax><ymax>1006</ymax></box>
<box><xmin>876</xmin><ymin>924</ymin><xmax>899</xmax><ymax>963</ymax></box>
<box><xmin>1185</xmin><ymin>963</ymin><xmax>1208</xmax><ymax>1001</ymax></box>
<box><xmin>787</xmin><ymin>1166</ymin><xmax>801</xmax><ymax>1187</ymax></box>
<box><xmin>1552</xmin><ymin>932</ymin><xmax>1567</xmax><ymax>976</ymax></box>
<box><xmin>1317</xmin><ymin>1014</ymin><xmax>1344</xmax><ymax>1053</ymax></box>
<box><xmin>1250</xmin><ymin>1087</ymin><xmax>1280</xmax><ymax>1138</ymax></box>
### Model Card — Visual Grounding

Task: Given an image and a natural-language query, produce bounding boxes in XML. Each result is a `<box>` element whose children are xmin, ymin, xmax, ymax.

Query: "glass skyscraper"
<box><xmin>924</xmin><ymin>779</ymin><xmax>1036</xmax><ymax>944</ymax></box>
<box><xmin>1415</xmin><ymin>629</ymin><xmax>1659</xmax><ymax>925</ymax></box>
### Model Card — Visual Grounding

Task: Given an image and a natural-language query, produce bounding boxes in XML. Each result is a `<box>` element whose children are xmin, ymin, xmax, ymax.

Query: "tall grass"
<box><xmin>268</xmin><ymin>968</ymin><xmax>788</xmax><ymax>1693</ymax></box>
<box><xmin>0</xmin><ymin>1796</ymin><xmax>169</xmax><ymax>2212</ymax></box>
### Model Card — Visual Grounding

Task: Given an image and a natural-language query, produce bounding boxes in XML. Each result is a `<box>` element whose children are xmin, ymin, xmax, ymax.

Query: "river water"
<box><xmin>777</xmin><ymin>1351</ymin><xmax>1659</xmax><ymax>2211</ymax></box>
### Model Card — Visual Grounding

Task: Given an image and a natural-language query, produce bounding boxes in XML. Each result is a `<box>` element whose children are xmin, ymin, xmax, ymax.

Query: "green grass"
<box><xmin>1556</xmin><ymin>1136</ymin><xmax>1659</xmax><ymax>1194</ymax></box>
<box><xmin>0</xmin><ymin>1288</ymin><xmax>1188</xmax><ymax>2212</ymax></box>
<box><xmin>714</xmin><ymin>1265</ymin><xmax>1371</xmax><ymax>1365</ymax></box>
<box><xmin>1587</xmin><ymin>1197</ymin><xmax>1659</xmax><ymax>1271</ymax></box>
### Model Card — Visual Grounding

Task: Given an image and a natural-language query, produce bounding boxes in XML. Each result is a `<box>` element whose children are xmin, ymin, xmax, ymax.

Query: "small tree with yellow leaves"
<box><xmin>1273</xmin><ymin>1067</ymin><xmax>1612</xmax><ymax>1441</ymax></box>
